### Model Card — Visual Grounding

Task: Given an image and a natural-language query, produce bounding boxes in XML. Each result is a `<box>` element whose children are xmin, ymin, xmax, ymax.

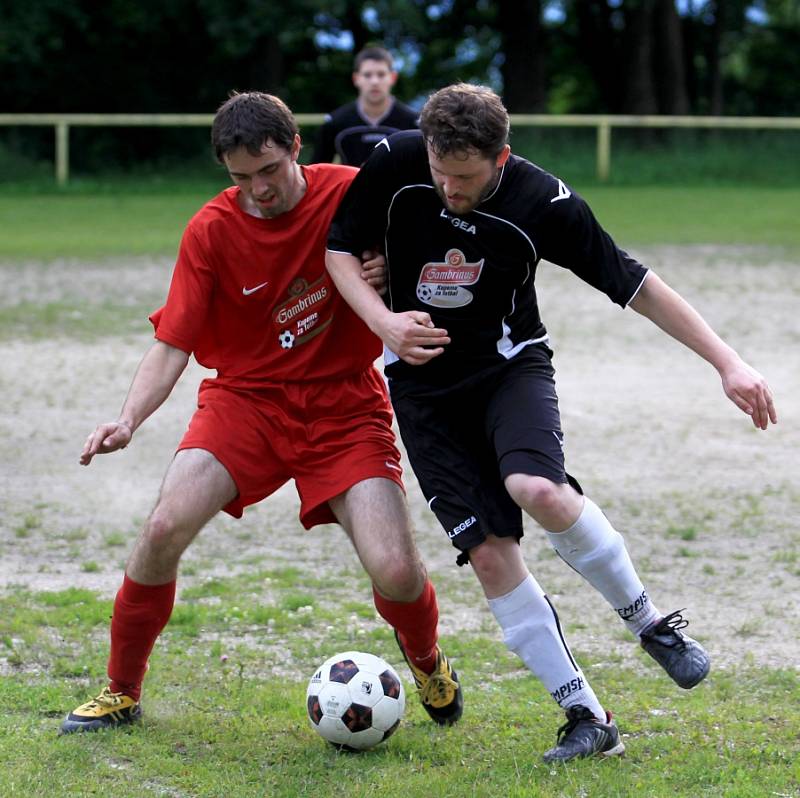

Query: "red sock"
<box><xmin>373</xmin><ymin>579</ymin><xmax>439</xmax><ymax>674</ymax></box>
<box><xmin>107</xmin><ymin>573</ymin><xmax>176</xmax><ymax>701</ymax></box>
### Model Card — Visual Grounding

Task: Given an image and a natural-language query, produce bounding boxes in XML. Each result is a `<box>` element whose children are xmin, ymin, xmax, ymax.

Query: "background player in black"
<box><xmin>310</xmin><ymin>45</ymin><xmax>418</xmax><ymax>166</ymax></box>
<box><xmin>327</xmin><ymin>83</ymin><xmax>777</xmax><ymax>762</ymax></box>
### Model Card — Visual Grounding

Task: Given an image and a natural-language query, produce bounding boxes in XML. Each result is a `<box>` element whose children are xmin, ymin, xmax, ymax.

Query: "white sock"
<box><xmin>546</xmin><ymin>497</ymin><xmax>660</xmax><ymax>637</ymax></box>
<box><xmin>488</xmin><ymin>573</ymin><xmax>605</xmax><ymax>720</ymax></box>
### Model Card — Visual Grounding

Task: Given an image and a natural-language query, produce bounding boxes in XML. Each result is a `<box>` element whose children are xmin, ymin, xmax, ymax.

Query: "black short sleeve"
<box><xmin>327</xmin><ymin>131</ymin><xmax>429</xmax><ymax>255</ymax></box>
<box><xmin>534</xmin><ymin>187</ymin><xmax>648</xmax><ymax>307</ymax></box>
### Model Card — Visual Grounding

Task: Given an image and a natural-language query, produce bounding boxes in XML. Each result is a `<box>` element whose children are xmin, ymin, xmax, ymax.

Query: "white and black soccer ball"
<box><xmin>306</xmin><ymin>651</ymin><xmax>405</xmax><ymax>751</ymax></box>
<box><xmin>278</xmin><ymin>329</ymin><xmax>295</xmax><ymax>349</ymax></box>
<box><xmin>416</xmin><ymin>283</ymin><xmax>433</xmax><ymax>302</ymax></box>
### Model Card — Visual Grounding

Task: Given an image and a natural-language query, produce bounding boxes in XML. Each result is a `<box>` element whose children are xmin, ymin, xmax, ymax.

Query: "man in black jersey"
<box><xmin>326</xmin><ymin>83</ymin><xmax>777</xmax><ymax>763</ymax></box>
<box><xmin>310</xmin><ymin>45</ymin><xmax>418</xmax><ymax>166</ymax></box>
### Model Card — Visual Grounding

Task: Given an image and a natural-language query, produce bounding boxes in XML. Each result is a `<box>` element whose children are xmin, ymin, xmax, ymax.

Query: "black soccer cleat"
<box><xmin>640</xmin><ymin>609</ymin><xmax>710</xmax><ymax>689</ymax></box>
<box><xmin>543</xmin><ymin>704</ymin><xmax>625</xmax><ymax>763</ymax></box>
<box><xmin>395</xmin><ymin>631</ymin><xmax>463</xmax><ymax>725</ymax></box>
<box><xmin>60</xmin><ymin>686</ymin><xmax>142</xmax><ymax>734</ymax></box>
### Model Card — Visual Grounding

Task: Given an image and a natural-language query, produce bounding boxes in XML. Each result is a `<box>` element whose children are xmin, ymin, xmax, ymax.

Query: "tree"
<box><xmin>654</xmin><ymin>0</ymin><xmax>690</xmax><ymax>114</ymax></box>
<box><xmin>1</xmin><ymin>0</ymin><xmax>798</xmax><ymax>172</ymax></box>
<box><xmin>497</xmin><ymin>0</ymin><xmax>546</xmax><ymax>112</ymax></box>
<box><xmin>622</xmin><ymin>0</ymin><xmax>659</xmax><ymax>114</ymax></box>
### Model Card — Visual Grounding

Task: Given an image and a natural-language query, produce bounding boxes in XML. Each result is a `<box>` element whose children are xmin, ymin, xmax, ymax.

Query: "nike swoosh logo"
<box><xmin>242</xmin><ymin>281</ymin><xmax>269</xmax><ymax>296</ymax></box>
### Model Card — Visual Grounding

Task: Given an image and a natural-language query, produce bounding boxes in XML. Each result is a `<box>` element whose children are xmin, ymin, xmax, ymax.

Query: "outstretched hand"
<box><xmin>720</xmin><ymin>361</ymin><xmax>777</xmax><ymax>430</ymax></box>
<box><xmin>378</xmin><ymin>310</ymin><xmax>451</xmax><ymax>366</ymax></box>
<box><xmin>80</xmin><ymin>421</ymin><xmax>133</xmax><ymax>465</ymax></box>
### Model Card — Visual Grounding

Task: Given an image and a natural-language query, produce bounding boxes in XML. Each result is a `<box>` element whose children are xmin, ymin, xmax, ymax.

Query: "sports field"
<box><xmin>1</xmin><ymin>186</ymin><xmax>798</xmax><ymax>796</ymax></box>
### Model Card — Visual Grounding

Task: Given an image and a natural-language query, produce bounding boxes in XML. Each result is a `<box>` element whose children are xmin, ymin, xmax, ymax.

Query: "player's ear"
<box><xmin>290</xmin><ymin>134</ymin><xmax>302</xmax><ymax>161</ymax></box>
<box><xmin>496</xmin><ymin>144</ymin><xmax>511</xmax><ymax>169</ymax></box>
<box><xmin>389</xmin><ymin>70</ymin><xmax>398</xmax><ymax>87</ymax></box>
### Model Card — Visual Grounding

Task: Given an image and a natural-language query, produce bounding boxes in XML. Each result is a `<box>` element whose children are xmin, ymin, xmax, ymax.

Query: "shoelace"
<box><xmin>419</xmin><ymin>668</ymin><xmax>458</xmax><ymax>705</ymax></box>
<box><xmin>86</xmin><ymin>687</ymin><xmax>126</xmax><ymax>709</ymax></box>
<box><xmin>555</xmin><ymin>705</ymin><xmax>596</xmax><ymax>743</ymax></box>
<box><xmin>650</xmin><ymin>609</ymin><xmax>689</xmax><ymax>646</ymax></box>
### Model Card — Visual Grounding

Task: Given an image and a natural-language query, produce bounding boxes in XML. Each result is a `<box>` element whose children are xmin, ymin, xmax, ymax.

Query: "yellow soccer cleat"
<box><xmin>60</xmin><ymin>686</ymin><xmax>142</xmax><ymax>734</ymax></box>
<box><xmin>395</xmin><ymin>631</ymin><xmax>463</xmax><ymax>725</ymax></box>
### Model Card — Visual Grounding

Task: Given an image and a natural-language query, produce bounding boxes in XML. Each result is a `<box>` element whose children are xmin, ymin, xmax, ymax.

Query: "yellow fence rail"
<box><xmin>1</xmin><ymin>113</ymin><xmax>798</xmax><ymax>185</ymax></box>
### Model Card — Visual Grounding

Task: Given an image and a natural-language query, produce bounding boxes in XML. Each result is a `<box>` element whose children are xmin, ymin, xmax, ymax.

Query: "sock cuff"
<box><xmin>119</xmin><ymin>573</ymin><xmax>177</xmax><ymax>604</ymax></box>
<box><xmin>374</xmin><ymin>580</ymin><xmax>438</xmax><ymax>667</ymax></box>
<box><xmin>547</xmin><ymin>496</ymin><xmax>613</xmax><ymax>550</ymax></box>
<box><xmin>487</xmin><ymin>573</ymin><xmax>548</xmax><ymax>624</ymax></box>
<box><xmin>372</xmin><ymin>578</ymin><xmax>435</xmax><ymax>613</ymax></box>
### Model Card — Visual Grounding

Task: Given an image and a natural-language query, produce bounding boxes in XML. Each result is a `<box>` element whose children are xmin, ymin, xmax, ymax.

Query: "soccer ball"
<box><xmin>416</xmin><ymin>283</ymin><xmax>433</xmax><ymax>302</ymax></box>
<box><xmin>278</xmin><ymin>329</ymin><xmax>295</xmax><ymax>349</ymax></box>
<box><xmin>306</xmin><ymin>651</ymin><xmax>405</xmax><ymax>751</ymax></box>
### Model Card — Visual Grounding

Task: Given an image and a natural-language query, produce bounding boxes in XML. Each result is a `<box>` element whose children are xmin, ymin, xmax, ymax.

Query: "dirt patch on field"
<box><xmin>1</xmin><ymin>246</ymin><xmax>798</xmax><ymax>675</ymax></box>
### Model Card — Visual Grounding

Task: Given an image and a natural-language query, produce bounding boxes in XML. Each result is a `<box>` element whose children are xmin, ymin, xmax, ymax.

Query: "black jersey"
<box><xmin>310</xmin><ymin>100</ymin><xmax>418</xmax><ymax>166</ymax></box>
<box><xmin>328</xmin><ymin>131</ymin><xmax>648</xmax><ymax>385</ymax></box>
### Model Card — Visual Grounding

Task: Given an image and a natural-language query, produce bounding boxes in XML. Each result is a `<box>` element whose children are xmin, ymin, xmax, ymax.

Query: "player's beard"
<box><xmin>435</xmin><ymin>167</ymin><xmax>502</xmax><ymax>215</ymax></box>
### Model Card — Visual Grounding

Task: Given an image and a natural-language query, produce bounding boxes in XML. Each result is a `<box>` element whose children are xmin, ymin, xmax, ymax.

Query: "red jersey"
<box><xmin>150</xmin><ymin>164</ymin><xmax>381</xmax><ymax>386</ymax></box>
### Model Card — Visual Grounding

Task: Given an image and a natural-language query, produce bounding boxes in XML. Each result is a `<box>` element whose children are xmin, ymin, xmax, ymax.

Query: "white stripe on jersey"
<box><xmin>473</xmin><ymin>209</ymin><xmax>539</xmax><ymax>262</ymax></box>
<box><xmin>497</xmin><ymin>318</ymin><xmax>549</xmax><ymax>359</ymax></box>
<box><xmin>625</xmin><ymin>268</ymin><xmax>651</xmax><ymax>307</ymax></box>
<box><xmin>470</xmin><ymin>210</ymin><xmax>544</xmax><ymax>359</ymax></box>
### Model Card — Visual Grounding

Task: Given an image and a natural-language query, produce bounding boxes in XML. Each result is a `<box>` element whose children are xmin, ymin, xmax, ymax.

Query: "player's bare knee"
<box><xmin>141</xmin><ymin>511</ymin><xmax>191</xmax><ymax>558</ymax></box>
<box><xmin>372</xmin><ymin>558</ymin><xmax>425</xmax><ymax>602</ymax></box>
<box><xmin>468</xmin><ymin>542</ymin><xmax>507</xmax><ymax>586</ymax></box>
<box><xmin>507</xmin><ymin>476</ymin><xmax>565</xmax><ymax>517</ymax></box>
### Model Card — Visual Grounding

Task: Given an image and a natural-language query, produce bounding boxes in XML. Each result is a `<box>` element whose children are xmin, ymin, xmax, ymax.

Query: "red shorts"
<box><xmin>178</xmin><ymin>367</ymin><xmax>404</xmax><ymax>528</ymax></box>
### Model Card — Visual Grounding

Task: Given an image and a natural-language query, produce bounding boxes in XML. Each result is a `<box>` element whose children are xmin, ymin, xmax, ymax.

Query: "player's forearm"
<box><xmin>118</xmin><ymin>340</ymin><xmax>189</xmax><ymax>432</ymax></box>
<box><xmin>326</xmin><ymin>250</ymin><xmax>394</xmax><ymax>338</ymax></box>
<box><xmin>629</xmin><ymin>271</ymin><xmax>740</xmax><ymax>373</ymax></box>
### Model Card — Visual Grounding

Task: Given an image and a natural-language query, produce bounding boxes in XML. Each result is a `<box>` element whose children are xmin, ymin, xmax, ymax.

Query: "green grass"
<box><xmin>580</xmin><ymin>186</ymin><xmax>800</xmax><ymax>247</ymax></box>
<box><xmin>0</xmin><ymin>299</ymin><xmax>155</xmax><ymax>342</ymax></box>
<box><xmin>1</xmin><ymin>585</ymin><xmax>798</xmax><ymax>798</ymax></box>
<box><xmin>0</xmin><ymin>194</ymin><xmax>213</xmax><ymax>259</ymax></box>
<box><xmin>511</xmin><ymin>127</ymin><xmax>800</xmax><ymax>187</ymax></box>
<box><xmin>0</xmin><ymin>184</ymin><xmax>798</xmax><ymax>261</ymax></box>
<box><xmin>1</xmin><ymin>154</ymin><xmax>798</xmax><ymax>796</ymax></box>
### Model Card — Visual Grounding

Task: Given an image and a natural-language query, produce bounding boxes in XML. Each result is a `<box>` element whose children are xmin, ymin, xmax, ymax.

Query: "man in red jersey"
<box><xmin>60</xmin><ymin>92</ymin><xmax>462</xmax><ymax>735</ymax></box>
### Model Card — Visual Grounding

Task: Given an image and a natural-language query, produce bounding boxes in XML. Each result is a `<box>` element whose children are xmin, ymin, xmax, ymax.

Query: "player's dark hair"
<box><xmin>354</xmin><ymin>45</ymin><xmax>394</xmax><ymax>72</ymax></box>
<box><xmin>420</xmin><ymin>83</ymin><xmax>509</xmax><ymax>160</ymax></box>
<box><xmin>211</xmin><ymin>91</ymin><xmax>298</xmax><ymax>163</ymax></box>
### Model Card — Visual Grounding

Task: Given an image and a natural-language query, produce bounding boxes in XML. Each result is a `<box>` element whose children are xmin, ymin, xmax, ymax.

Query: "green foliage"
<box><xmin>734</xmin><ymin>23</ymin><xmax>800</xmax><ymax>115</ymax></box>
<box><xmin>2</xmin><ymin>2</ymin><xmax>798</xmax><ymax>172</ymax></box>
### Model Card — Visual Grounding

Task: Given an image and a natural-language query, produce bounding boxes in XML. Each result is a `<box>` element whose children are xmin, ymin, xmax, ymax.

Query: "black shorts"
<box><xmin>391</xmin><ymin>345</ymin><xmax>580</xmax><ymax>565</ymax></box>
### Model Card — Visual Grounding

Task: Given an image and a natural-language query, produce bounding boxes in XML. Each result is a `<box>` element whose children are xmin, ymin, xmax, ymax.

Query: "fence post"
<box><xmin>55</xmin><ymin>122</ymin><xmax>69</xmax><ymax>186</ymax></box>
<box><xmin>596</xmin><ymin>119</ymin><xmax>611</xmax><ymax>182</ymax></box>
